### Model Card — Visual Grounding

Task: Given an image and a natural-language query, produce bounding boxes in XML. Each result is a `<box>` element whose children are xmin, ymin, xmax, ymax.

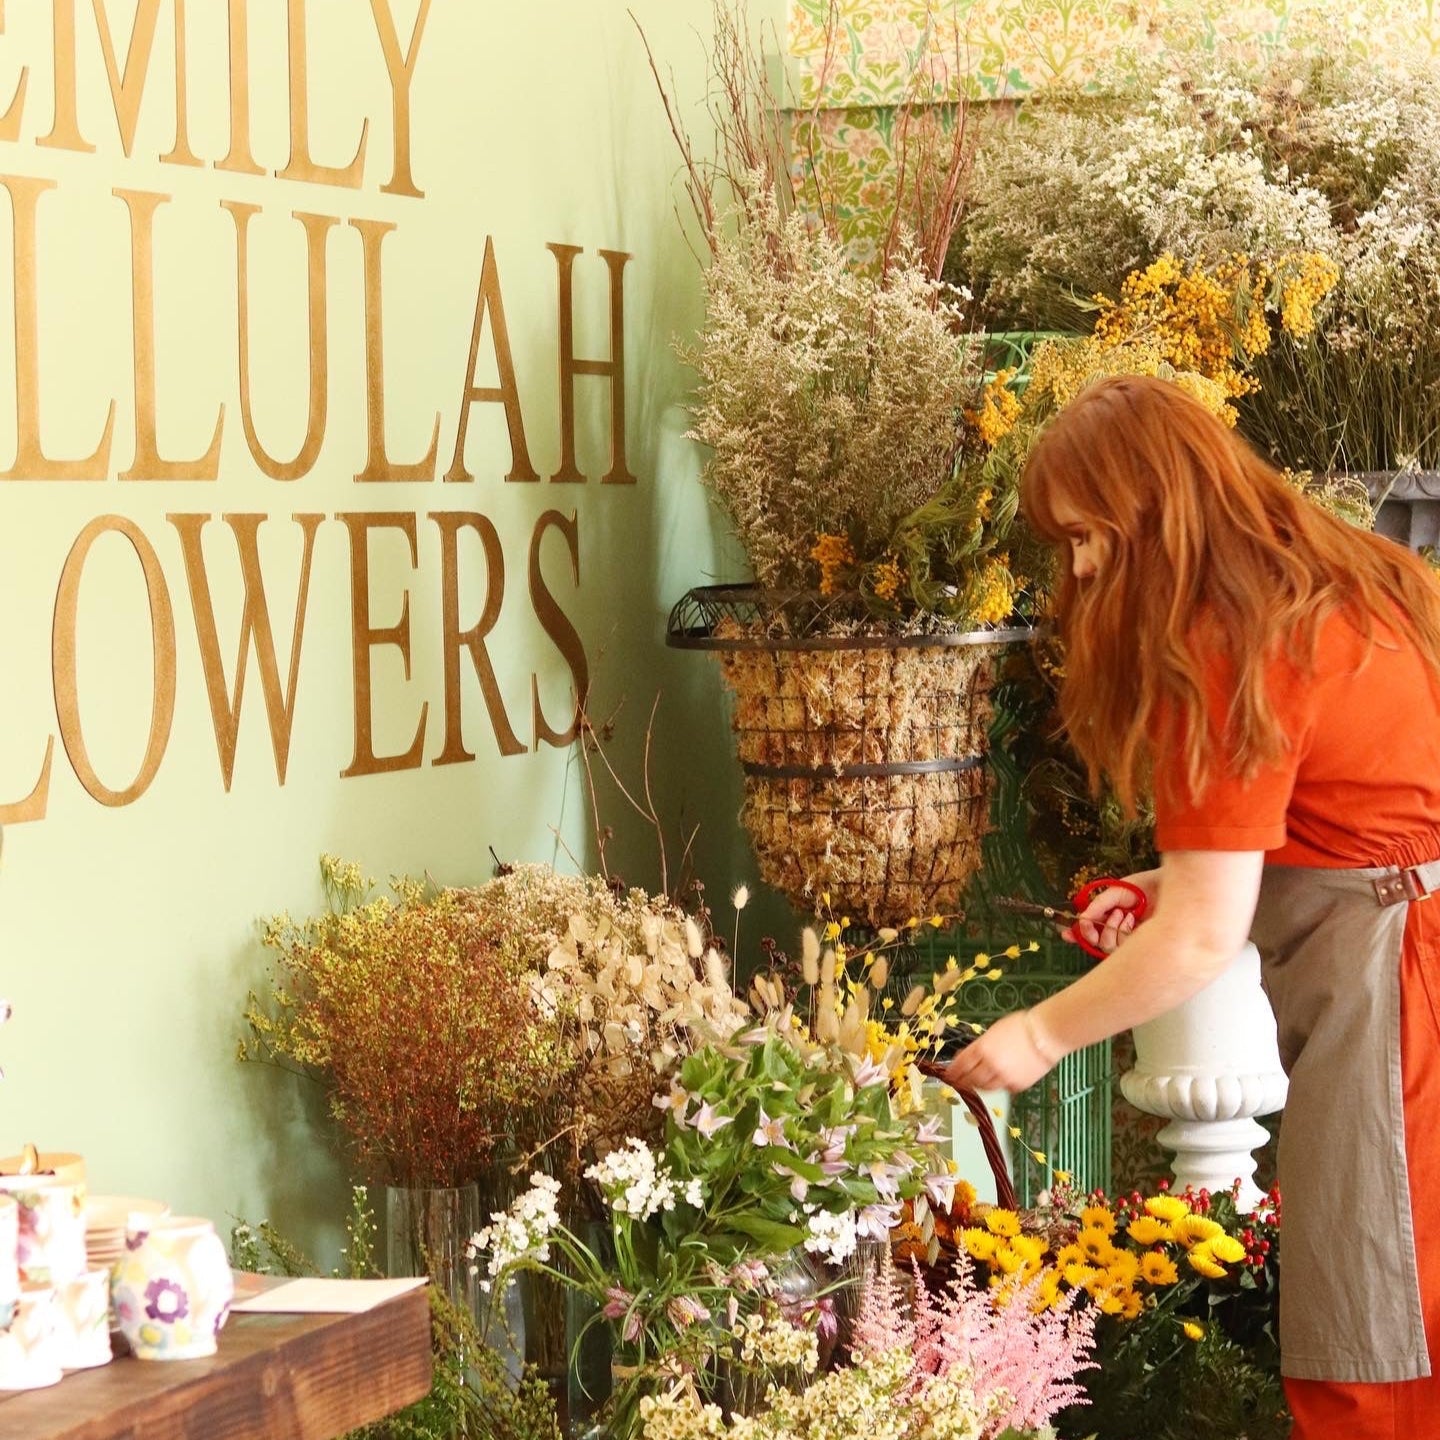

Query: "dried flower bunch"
<box><xmin>241</xmin><ymin>856</ymin><xmax>555</xmax><ymax>1189</ymax></box>
<box><xmin>649</xmin><ymin>6</ymin><xmax>1021</xmax><ymax>629</ymax></box>
<box><xmin>960</xmin><ymin>47</ymin><xmax>1440</xmax><ymax>472</ymax></box>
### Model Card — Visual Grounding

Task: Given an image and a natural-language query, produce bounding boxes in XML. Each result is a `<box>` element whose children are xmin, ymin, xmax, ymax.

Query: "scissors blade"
<box><xmin>992</xmin><ymin>895</ymin><xmax>1080</xmax><ymax>927</ymax></box>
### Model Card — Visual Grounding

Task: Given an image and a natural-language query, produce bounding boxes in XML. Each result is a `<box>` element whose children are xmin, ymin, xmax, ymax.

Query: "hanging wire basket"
<box><xmin>667</xmin><ymin>585</ymin><xmax>1036</xmax><ymax>926</ymax></box>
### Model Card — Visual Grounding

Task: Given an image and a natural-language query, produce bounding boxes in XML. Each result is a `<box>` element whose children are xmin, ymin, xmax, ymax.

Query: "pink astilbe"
<box><xmin>852</xmin><ymin>1252</ymin><xmax>915</xmax><ymax>1356</ymax></box>
<box><xmin>858</xmin><ymin>1252</ymin><xmax>1096</xmax><ymax>1440</ymax></box>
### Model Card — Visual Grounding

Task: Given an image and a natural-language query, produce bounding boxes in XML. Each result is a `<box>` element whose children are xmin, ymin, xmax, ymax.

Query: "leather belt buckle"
<box><xmin>1374</xmin><ymin>866</ymin><xmax>1435</xmax><ymax>907</ymax></box>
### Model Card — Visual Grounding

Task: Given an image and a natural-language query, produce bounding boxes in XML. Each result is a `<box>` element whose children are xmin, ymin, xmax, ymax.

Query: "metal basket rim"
<box><xmin>665</xmin><ymin>583</ymin><xmax>1041</xmax><ymax>652</ymax></box>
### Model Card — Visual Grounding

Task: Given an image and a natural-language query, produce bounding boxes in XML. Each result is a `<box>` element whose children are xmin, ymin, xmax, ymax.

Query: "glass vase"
<box><xmin>563</xmin><ymin>1218</ymin><xmax>613</xmax><ymax>1439</ymax></box>
<box><xmin>384</xmin><ymin>1182</ymin><xmax>524</xmax><ymax>1383</ymax></box>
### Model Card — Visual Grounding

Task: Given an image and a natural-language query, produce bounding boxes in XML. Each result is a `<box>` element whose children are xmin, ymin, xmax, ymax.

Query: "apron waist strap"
<box><xmin>1373</xmin><ymin>857</ymin><xmax>1440</xmax><ymax>906</ymax></box>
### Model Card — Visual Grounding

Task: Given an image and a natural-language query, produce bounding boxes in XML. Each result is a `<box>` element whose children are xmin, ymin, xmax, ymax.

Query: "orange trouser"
<box><xmin>1286</xmin><ymin>903</ymin><xmax>1440</xmax><ymax>1437</ymax></box>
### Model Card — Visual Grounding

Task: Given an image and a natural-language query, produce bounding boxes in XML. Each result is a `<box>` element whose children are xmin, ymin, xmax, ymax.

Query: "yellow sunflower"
<box><xmin>1078</xmin><ymin>1227</ymin><xmax>1116</xmax><ymax>1265</ymax></box>
<box><xmin>1105</xmin><ymin>1250</ymin><xmax>1141</xmax><ymax>1288</ymax></box>
<box><xmin>992</xmin><ymin>1244</ymin><xmax>1026</xmax><ymax>1276</ymax></box>
<box><xmin>1011</xmin><ymin>1234</ymin><xmax>1048</xmax><ymax>1266</ymax></box>
<box><xmin>1053</xmin><ymin>1243</ymin><xmax>1086</xmax><ymax>1269</ymax></box>
<box><xmin>1143</xmin><ymin>1195</ymin><xmax>1191</xmax><ymax>1224</ymax></box>
<box><xmin>963</xmin><ymin>1228</ymin><xmax>998</xmax><ymax>1263</ymax></box>
<box><xmin>1079</xmin><ymin>1205</ymin><xmax>1117</xmax><ymax>1235</ymax></box>
<box><xmin>984</xmin><ymin>1209</ymin><xmax>1022</xmax><ymax>1239</ymax></box>
<box><xmin>1172</xmin><ymin>1214</ymin><xmax>1224</xmax><ymax>1248</ymax></box>
<box><xmin>1125</xmin><ymin>1216</ymin><xmax>1172</xmax><ymax>1247</ymax></box>
<box><xmin>1210</xmin><ymin>1234</ymin><xmax>1248</xmax><ymax>1264</ymax></box>
<box><xmin>1187</xmin><ymin>1243</ymin><xmax>1228</xmax><ymax>1279</ymax></box>
<box><xmin>1139</xmin><ymin>1249</ymin><xmax>1180</xmax><ymax>1287</ymax></box>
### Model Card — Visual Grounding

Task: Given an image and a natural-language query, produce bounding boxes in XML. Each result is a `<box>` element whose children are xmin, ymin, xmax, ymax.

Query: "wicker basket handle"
<box><xmin>917</xmin><ymin>1060</ymin><xmax>1019</xmax><ymax>1213</ymax></box>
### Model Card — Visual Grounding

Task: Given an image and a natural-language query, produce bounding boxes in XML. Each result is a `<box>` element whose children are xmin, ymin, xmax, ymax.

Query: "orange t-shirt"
<box><xmin>1152</xmin><ymin>609</ymin><xmax>1440</xmax><ymax>870</ymax></box>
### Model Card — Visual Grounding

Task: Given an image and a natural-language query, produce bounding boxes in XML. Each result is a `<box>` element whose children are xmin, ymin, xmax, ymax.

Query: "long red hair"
<box><xmin>1022</xmin><ymin>374</ymin><xmax>1440</xmax><ymax>810</ymax></box>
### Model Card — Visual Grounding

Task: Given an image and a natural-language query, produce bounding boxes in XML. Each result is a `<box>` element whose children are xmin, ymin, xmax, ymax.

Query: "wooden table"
<box><xmin>0</xmin><ymin>1283</ymin><xmax>432</xmax><ymax>1440</ymax></box>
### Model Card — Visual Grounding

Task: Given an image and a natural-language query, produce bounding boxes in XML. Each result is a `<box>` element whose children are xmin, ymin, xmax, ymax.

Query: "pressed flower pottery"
<box><xmin>0</xmin><ymin>1286</ymin><xmax>61</xmax><ymax>1390</ymax></box>
<box><xmin>0</xmin><ymin>1176</ymin><xmax>86</xmax><ymax>1287</ymax></box>
<box><xmin>112</xmin><ymin>1215</ymin><xmax>234</xmax><ymax>1360</ymax></box>
<box><xmin>0</xmin><ymin>1196</ymin><xmax>18</xmax><ymax>1326</ymax></box>
<box><xmin>54</xmin><ymin>1268</ymin><xmax>112</xmax><ymax>1369</ymax></box>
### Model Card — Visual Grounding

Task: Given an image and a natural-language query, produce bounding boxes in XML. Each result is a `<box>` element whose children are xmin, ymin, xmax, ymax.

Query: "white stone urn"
<box><xmin>1119</xmin><ymin>941</ymin><xmax>1287</xmax><ymax>1210</ymax></box>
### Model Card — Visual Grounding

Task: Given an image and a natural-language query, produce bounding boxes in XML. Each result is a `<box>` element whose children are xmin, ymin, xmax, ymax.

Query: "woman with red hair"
<box><xmin>944</xmin><ymin>374</ymin><xmax>1440</xmax><ymax>1435</ymax></box>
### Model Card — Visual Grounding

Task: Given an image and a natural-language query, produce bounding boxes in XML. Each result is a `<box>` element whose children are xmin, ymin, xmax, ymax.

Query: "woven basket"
<box><xmin>668</xmin><ymin>586</ymin><xmax>1033</xmax><ymax>927</ymax></box>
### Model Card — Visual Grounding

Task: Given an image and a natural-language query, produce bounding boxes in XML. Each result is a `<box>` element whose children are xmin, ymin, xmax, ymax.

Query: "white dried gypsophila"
<box><xmin>585</xmin><ymin>1138</ymin><xmax>703</xmax><ymax>1220</ymax></box>
<box><xmin>801</xmin><ymin>1206</ymin><xmax>858</xmax><ymax>1263</ymax></box>
<box><xmin>682</xmin><ymin>174</ymin><xmax>987</xmax><ymax>592</ymax></box>
<box><xmin>466</xmin><ymin>1171</ymin><xmax>562</xmax><ymax>1292</ymax></box>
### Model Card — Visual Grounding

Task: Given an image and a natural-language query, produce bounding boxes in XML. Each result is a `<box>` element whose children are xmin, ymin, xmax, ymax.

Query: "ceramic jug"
<box><xmin>112</xmin><ymin>1215</ymin><xmax>234</xmax><ymax>1360</ymax></box>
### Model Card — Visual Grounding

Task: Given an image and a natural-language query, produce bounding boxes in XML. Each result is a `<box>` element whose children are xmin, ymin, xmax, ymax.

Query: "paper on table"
<box><xmin>230</xmin><ymin>1275</ymin><xmax>428</xmax><ymax>1313</ymax></box>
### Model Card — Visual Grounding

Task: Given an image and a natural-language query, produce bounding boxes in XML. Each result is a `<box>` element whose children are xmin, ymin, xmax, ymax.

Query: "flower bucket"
<box><xmin>668</xmin><ymin>586</ymin><xmax>1033</xmax><ymax>927</ymax></box>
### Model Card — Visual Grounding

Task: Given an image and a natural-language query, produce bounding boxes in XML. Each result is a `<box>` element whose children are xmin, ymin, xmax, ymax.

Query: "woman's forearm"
<box><xmin>1029</xmin><ymin>918</ymin><xmax>1241</xmax><ymax>1057</ymax></box>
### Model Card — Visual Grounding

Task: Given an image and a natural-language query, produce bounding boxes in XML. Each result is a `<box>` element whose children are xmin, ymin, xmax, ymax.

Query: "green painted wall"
<box><xmin>0</xmin><ymin>0</ymin><xmax>777</xmax><ymax>1261</ymax></box>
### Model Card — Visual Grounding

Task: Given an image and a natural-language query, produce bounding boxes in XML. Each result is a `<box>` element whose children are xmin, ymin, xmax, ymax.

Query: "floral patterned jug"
<box><xmin>112</xmin><ymin>1215</ymin><xmax>234</xmax><ymax>1360</ymax></box>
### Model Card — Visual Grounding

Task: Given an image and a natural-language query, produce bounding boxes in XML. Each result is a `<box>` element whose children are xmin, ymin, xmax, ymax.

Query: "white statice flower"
<box><xmin>585</xmin><ymin>1137</ymin><xmax>704</xmax><ymax>1220</ymax></box>
<box><xmin>802</xmin><ymin>1206</ymin><xmax>858</xmax><ymax>1263</ymax></box>
<box><xmin>466</xmin><ymin>1171</ymin><xmax>561</xmax><ymax>1292</ymax></box>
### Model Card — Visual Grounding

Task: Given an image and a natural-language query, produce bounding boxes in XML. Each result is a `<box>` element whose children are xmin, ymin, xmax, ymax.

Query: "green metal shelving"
<box><xmin>917</xmin><ymin>931</ymin><xmax>1114</xmax><ymax>1206</ymax></box>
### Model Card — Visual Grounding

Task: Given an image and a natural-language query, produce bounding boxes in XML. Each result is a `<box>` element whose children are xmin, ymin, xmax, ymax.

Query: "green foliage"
<box><xmin>229</xmin><ymin>1186</ymin><xmax>562</xmax><ymax>1440</ymax></box>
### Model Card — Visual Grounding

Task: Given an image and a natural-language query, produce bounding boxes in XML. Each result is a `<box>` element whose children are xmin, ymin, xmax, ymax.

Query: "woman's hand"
<box><xmin>1062</xmin><ymin>867</ymin><xmax>1161</xmax><ymax>956</ymax></box>
<box><xmin>941</xmin><ymin>1009</ymin><xmax>1060</xmax><ymax>1095</ymax></box>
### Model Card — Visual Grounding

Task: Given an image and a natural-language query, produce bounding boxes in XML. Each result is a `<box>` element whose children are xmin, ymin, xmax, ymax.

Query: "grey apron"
<box><xmin>1251</xmin><ymin>860</ymin><xmax>1440</xmax><ymax>1383</ymax></box>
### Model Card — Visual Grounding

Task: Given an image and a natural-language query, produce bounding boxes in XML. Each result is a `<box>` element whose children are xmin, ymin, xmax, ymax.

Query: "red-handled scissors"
<box><xmin>1069</xmin><ymin>876</ymin><xmax>1149</xmax><ymax>959</ymax></box>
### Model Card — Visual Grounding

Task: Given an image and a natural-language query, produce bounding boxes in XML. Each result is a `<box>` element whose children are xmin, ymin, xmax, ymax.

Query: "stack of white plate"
<box><xmin>84</xmin><ymin>1195</ymin><xmax>168</xmax><ymax>1273</ymax></box>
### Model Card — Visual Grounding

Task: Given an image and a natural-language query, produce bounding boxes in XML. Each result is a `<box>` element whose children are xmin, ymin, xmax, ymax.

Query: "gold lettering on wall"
<box><xmin>40</xmin><ymin>0</ymin><xmax>201</xmax><ymax>164</ymax></box>
<box><xmin>431</xmin><ymin>510</ymin><xmax>524</xmax><ymax>765</ymax></box>
<box><xmin>0</xmin><ymin>738</ymin><xmax>54</xmax><ymax>825</ymax></box>
<box><xmin>37</xmin><ymin>0</ymin><xmax>93</xmax><ymax>153</ymax></box>
<box><xmin>115</xmin><ymin>186</ymin><xmax>225</xmax><ymax>481</ymax></box>
<box><xmin>0</xmin><ymin>2</ymin><xmax>29</xmax><ymax>144</ymax></box>
<box><xmin>97</xmin><ymin>0</ymin><xmax>202</xmax><ymax>166</ymax></box>
<box><xmin>445</xmin><ymin>236</ymin><xmax>538</xmax><ymax>484</ymax></box>
<box><xmin>217</xmin><ymin>0</ymin><xmax>264</xmax><ymax>177</ymax></box>
<box><xmin>529</xmin><ymin>508</ymin><xmax>588</xmax><ymax>748</ymax></box>
<box><xmin>352</xmin><ymin>216</ymin><xmax>440</xmax><ymax>482</ymax></box>
<box><xmin>226</xmin><ymin>202</ymin><xmax>336</xmax><ymax>481</ymax></box>
<box><xmin>170</xmin><ymin>512</ymin><xmax>322</xmax><ymax>790</ymax></box>
<box><xmin>53</xmin><ymin>515</ymin><xmax>177</xmax><ymax>806</ymax></box>
<box><xmin>0</xmin><ymin>174</ymin><xmax>117</xmax><ymax>481</ymax></box>
<box><xmin>338</xmin><ymin>511</ymin><xmax>428</xmax><ymax>777</ymax></box>
<box><xmin>369</xmin><ymin>0</ymin><xmax>431</xmax><ymax>199</ymax></box>
<box><xmin>279</xmin><ymin>0</ymin><xmax>368</xmax><ymax>189</ymax></box>
<box><xmin>548</xmin><ymin>243</ymin><xmax>636</xmax><ymax>485</ymax></box>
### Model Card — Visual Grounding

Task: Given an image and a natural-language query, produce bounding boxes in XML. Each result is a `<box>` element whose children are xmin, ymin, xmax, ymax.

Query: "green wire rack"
<box><xmin>914</xmin><ymin>929</ymin><xmax>1114</xmax><ymax>1206</ymax></box>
